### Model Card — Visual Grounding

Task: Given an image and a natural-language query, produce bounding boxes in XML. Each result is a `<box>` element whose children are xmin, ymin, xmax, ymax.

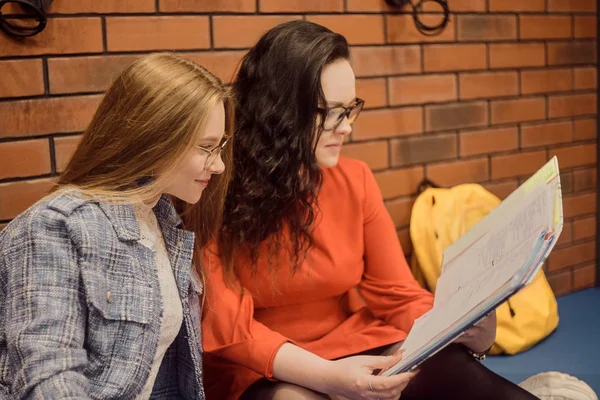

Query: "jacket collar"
<box><xmin>98</xmin><ymin>194</ymin><xmax>182</xmax><ymax>242</ymax></box>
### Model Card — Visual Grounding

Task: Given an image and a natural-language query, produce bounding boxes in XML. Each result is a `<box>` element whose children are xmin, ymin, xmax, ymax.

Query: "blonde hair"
<box><xmin>58</xmin><ymin>52</ymin><xmax>232</xmax><ymax>201</ymax></box>
<box><xmin>57</xmin><ymin>52</ymin><xmax>234</xmax><ymax>282</ymax></box>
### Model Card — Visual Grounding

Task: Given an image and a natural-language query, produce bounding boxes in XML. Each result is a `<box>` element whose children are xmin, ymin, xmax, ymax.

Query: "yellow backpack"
<box><xmin>409</xmin><ymin>181</ymin><xmax>559</xmax><ymax>355</ymax></box>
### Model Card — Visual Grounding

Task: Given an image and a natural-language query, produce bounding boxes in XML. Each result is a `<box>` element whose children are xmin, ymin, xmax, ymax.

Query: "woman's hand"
<box><xmin>455</xmin><ymin>310</ymin><xmax>497</xmax><ymax>353</ymax></box>
<box><xmin>324</xmin><ymin>351</ymin><xmax>417</xmax><ymax>400</ymax></box>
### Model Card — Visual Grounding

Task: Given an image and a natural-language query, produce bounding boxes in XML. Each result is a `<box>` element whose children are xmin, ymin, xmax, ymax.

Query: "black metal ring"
<box><xmin>0</xmin><ymin>0</ymin><xmax>48</xmax><ymax>37</ymax></box>
<box><xmin>412</xmin><ymin>0</ymin><xmax>450</xmax><ymax>36</ymax></box>
<box><xmin>384</xmin><ymin>0</ymin><xmax>450</xmax><ymax>37</ymax></box>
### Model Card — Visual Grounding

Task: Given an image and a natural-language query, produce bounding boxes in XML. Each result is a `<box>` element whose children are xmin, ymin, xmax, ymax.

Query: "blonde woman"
<box><xmin>0</xmin><ymin>53</ymin><xmax>233</xmax><ymax>399</ymax></box>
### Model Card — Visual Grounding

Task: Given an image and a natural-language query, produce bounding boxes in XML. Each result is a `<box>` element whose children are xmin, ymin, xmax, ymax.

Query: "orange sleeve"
<box><xmin>201</xmin><ymin>251</ymin><xmax>291</xmax><ymax>379</ymax></box>
<box><xmin>357</xmin><ymin>163</ymin><xmax>434</xmax><ymax>334</ymax></box>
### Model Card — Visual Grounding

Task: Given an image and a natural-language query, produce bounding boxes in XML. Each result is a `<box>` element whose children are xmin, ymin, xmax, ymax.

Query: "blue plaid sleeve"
<box><xmin>3</xmin><ymin>208</ymin><xmax>91</xmax><ymax>399</ymax></box>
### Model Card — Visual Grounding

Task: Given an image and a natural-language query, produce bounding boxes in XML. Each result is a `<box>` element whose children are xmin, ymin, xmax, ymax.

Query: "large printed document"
<box><xmin>382</xmin><ymin>156</ymin><xmax>563</xmax><ymax>377</ymax></box>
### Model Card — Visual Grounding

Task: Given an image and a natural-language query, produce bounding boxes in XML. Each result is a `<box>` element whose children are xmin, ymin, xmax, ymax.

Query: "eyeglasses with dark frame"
<box><xmin>317</xmin><ymin>98</ymin><xmax>365</xmax><ymax>132</ymax></box>
<box><xmin>196</xmin><ymin>135</ymin><xmax>229</xmax><ymax>170</ymax></box>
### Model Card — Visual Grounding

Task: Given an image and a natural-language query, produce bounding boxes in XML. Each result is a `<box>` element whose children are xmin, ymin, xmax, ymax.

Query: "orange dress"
<box><xmin>202</xmin><ymin>157</ymin><xmax>434</xmax><ymax>400</ymax></box>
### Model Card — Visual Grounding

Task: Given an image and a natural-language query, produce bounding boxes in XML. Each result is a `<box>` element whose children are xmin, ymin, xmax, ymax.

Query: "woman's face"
<box><xmin>162</xmin><ymin>101</ymin><xmax>227</xmax><ymax>204</ymax></box>
<box><xmin>315</xmin><ymin>58</ymin><xmax>357</xmax><ymax>168</ymax></box>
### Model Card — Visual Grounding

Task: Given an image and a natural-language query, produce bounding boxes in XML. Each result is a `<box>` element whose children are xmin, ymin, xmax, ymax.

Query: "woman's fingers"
<box><xmin>367</xmin><ymin>370</ymin><xmax>418</xmax><ymax>398</ymax></box>
<box><xmin>365</xmin><ymin>350</ymin><xmax>404</xmax><ymax>371</ymax></box>
<box><xmin>332</xmin><ymin>352</ymin><xmax>415</xmax><ymax>400</ymax></box>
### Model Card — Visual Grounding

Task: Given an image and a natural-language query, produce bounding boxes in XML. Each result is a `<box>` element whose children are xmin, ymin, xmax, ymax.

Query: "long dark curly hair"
<box><xmin>218</xmin><ymin>20</ymin><xmax>350</xmax><ymax>285</ymax></box>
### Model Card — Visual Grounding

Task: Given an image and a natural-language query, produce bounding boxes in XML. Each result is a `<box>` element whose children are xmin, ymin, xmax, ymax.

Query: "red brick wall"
<box><xmin>0</xmin><ymin>0</ymin><xmax>597</xmax><ymax>295</ymax></box>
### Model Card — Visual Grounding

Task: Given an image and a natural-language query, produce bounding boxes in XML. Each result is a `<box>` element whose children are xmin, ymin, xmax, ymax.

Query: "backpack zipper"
<box><xmin>508</xmin><ymin>299</ymin><xmax>516</xmax><ymax>317</ymax></box>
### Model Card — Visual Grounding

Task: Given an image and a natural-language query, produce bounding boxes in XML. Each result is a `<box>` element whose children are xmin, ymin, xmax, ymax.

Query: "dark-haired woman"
<box><xmin>201</xmin><ymin>21</ymin><xmax>539</xmax><ymax>400</ymax></box>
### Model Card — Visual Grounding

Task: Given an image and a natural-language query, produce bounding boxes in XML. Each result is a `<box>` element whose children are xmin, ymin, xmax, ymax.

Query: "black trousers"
<box><xmin>241</xmin><ymin>344</ymin><xmax>540</xmax><ymax>400</ymax></box>
<box><xmin>398</xmin><ymin>344</ymin><xmax>539</xmax><ymax>400</ymax></box>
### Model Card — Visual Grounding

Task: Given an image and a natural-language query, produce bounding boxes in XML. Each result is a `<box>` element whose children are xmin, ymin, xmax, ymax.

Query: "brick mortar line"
<box><xmin>381</xmin><ymin>153</ymin><xmax>514</xmax><ymax>168</ymax></box>
<box><xmin>352</xmin><ymin>117</ymin><xmax>598</xmax><ymax>141</ymax></box>
<box><xmin>382</xmin><ymin>7</ymin><xmax>389</xmax><ymax>45</ymax></box>
<box><xmin>547</xmin><ymin>139</ymin><xmax>599</xmax><ymax>149</ymax></box>
<box><xmin>384</xmin><ymin>77</ymin><xmax>391</xmax><ymax>108</ymax></box>
<box><xmin>0</xmin><ymin>133</ymin><xmax>83</xmax><ymax>144</ymax></box>
<box><xmin>362</xmin><ymin>66</ymin><xmax>596</xmax><ymax>80</ymax></box>
<box><xmin>571</xmin><ymin>214</ymin><xmax>600</xmax><ymax>226</ymax></box>
<box><xmin>41</xmin><ymin>58</ymin><xmax>50</xmax><ymax>95</ymax></box>
<box><xmin>0</xmin><ymin>173</ymin><xmax>55</xmax><ymax>185</ymax></box>
<box><xmin>2</xmin><ymin>130</ymin><xmax>584</xmax><ymax>147</ymax></box>
<box><xmin>1</xmin><ymin>42</ymin><xmax>597</xmax><ymax>62</ymax></box>
<box><xmin>2</xmin><ymin>114</ymin><xmax>595</xmax><ymax>142</ymax></box>
<box><xmin>0</xmin><ymin>82</ymin><xmax>595</xmax><ymax>104</ymax></box>
<box><xmin>0</xmin><ymin>132</ymin><xmax>83</xmax><ymax>144</ymax></box>
<box><xmin>561</xmin><ymin>215</ymin><xmax>598</xmax><ymax>224</ymax></box>
<box><xmin>4</xmin><ymin>90</ymin><xmax>592</xmax><ymax>108</ymax></box>
<box><xmin>0</xmin><ymin>179</ymin><xmax>593</xmax><ymax>208</ymax></box>
<box><xmin>549</xmin><ymin>257</ymin><xmax>598</xmax><ymax>272</ymax></box>
<box><xmin>388</xmin><ymin>38</ymin><xmax>597</xmax><ymax>46</ymax></box>
<box><xmin>455</xmin><ymin>129</ymin><xmax>461</xmax><ymax>160</ymax></box>
<box><xmin>0</xmin><ymin>49</ymin><xmax>251</xmax><ymax>64</ymax></box>
<box><xmin>48</xmin><ymin>137</ymin><xmax>57</xmax><ymax>175</ymax></box>
<box><xmin>35</xmin><ymin>10</ymin><xmax>599</xmax><ymax>17</ymax></box>
<box><xmin>0</xmin><ymin>92</ymin><xmax>104</xmax><ymax>104</ymax></box>
<box><xmin>208</xmin><ymin>15</ymin><xmax>214</xmax><ymax>49</ymax></box>
<box><xmin>101</xmin><ymin>17</ymin><xmax>107</xmax><ymax>53</ymax></box>
<box><xmin>568</xmin><ymin>164</ymin><xmax>600</xmax><ymax>172</ymax></box>
<box><xmin>563</xmin><ymin>187</ymin><xmax>598</xmax><ymax>196</ymax></box>
<box><xmin>378</xmin><ymin>182</ymin><xmax>539</xmax><ymax>204</ymax></box>
<box><xmin>3</xmin><ymin>37</ymin><xmax>596</xmax><ymax>54</ymax></box>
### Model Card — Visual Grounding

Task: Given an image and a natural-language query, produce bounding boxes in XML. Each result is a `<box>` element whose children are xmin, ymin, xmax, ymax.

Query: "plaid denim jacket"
<box><xmin>0</xmin><ymin>191</ymin><xmax>205</xmax><ymax>399</ymax></box>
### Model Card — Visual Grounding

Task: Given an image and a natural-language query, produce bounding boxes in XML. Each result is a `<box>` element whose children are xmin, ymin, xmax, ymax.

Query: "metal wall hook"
<box><xmin>385</xmin><ymin>0</ymin><xmax>450</xmax><ymax>37</ymax></box>
<box><xmin>0</xmin><ymin>0</ymin><xmax>53</xmax><ymax>37</ymax></box>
